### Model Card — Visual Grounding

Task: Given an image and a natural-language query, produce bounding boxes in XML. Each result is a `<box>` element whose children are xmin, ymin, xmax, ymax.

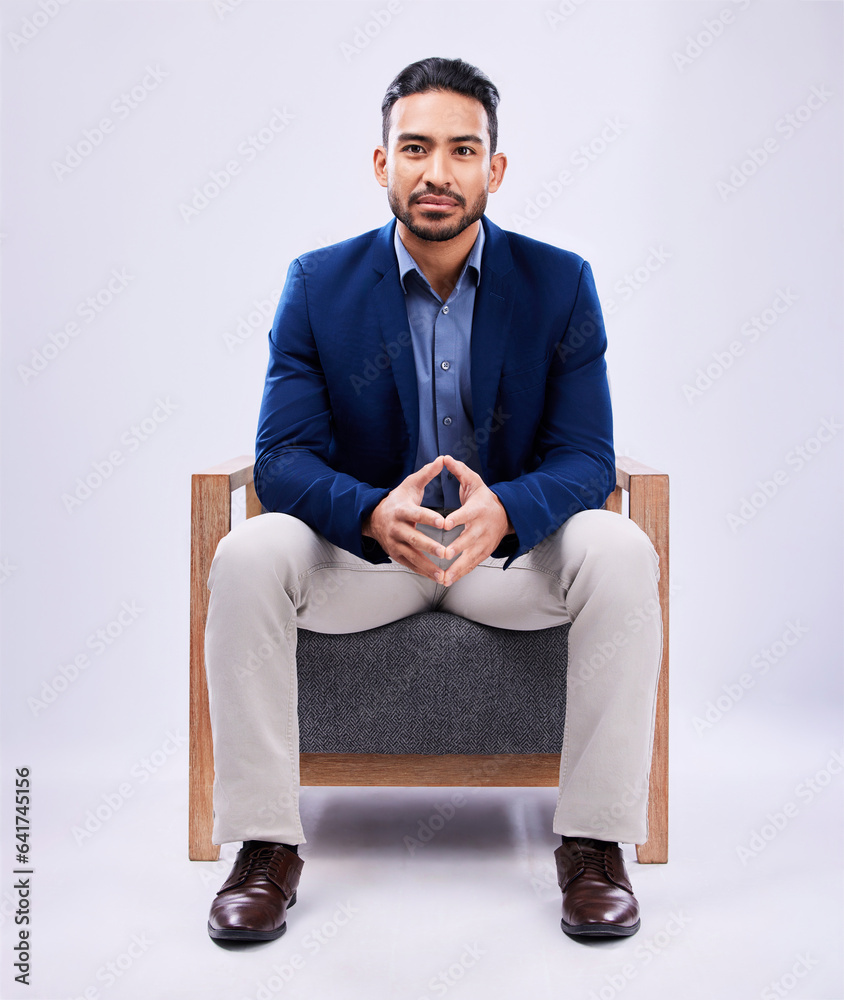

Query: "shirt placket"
<box><xmin>433</xmin><ymin>296</ymin><xmax>461</xmax><ymax>507</ymax></box>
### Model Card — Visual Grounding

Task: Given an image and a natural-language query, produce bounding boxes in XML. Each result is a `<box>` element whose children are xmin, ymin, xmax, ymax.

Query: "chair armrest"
<box><xmin>609</xmin><ymin>455</ymin><xmax>669</xmax><ymax>561</ymax></box>
<box><xmin>188</xmin><ymin>455</ymin><xmax>256</xmax><ymax>861</ymax></box>
<box><xmin>194</xmin><ymin>454</ymin><xmax>255</xmax><ymax>488</ymax></box>
<box><xmin>610</xmin><ymin>455</ymin><xmax>670</xmax><ymax>864</ymax></box>
<box><xmin>614</xmin><ymin>454</ymin><xmax>666</xmax><ymax>488</ymax></box>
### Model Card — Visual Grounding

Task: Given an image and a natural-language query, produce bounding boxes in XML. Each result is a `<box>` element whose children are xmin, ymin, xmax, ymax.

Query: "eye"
<box><xmin>455</xmin><ymin>146</ymin><xmax>476</xmax><ymax>156</ymax></box>
<box><xmin>401</xmin><ymin>144</ymin><xmax>425</xmax><ymax>154</ymax></box>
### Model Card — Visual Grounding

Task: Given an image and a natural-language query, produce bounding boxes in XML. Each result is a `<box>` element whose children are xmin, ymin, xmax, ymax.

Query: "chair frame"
<box><xmin>189</xmin><ymin>456</ymin><xmax>669</xmax><ymax>863</ymax></box>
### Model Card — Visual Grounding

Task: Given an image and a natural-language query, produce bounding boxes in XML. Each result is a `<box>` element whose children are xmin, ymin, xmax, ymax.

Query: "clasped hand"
<box><xmin>361</xmin><ymin>455</ymin><xmax>513</xmax><ymax>586</ymax></box>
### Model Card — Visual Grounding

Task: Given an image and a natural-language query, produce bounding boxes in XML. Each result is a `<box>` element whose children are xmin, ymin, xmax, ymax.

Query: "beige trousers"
<box><xmin>204</xmin><ymin>508</ymin><xmax>662</xmax><ymax>846</ymax></box>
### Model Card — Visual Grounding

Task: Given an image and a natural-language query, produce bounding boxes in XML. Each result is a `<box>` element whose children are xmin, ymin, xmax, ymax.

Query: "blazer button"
<box><xmin>442</xmin><ymin>416</ymin><xmax>453</xmax><ymax>426</ymax></box>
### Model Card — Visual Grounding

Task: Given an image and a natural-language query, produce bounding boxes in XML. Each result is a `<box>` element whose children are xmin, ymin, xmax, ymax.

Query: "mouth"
<box><xmin>415</xmin><ymin>195</ymin><xmax>459</xmax><ymax>211</ymax></box>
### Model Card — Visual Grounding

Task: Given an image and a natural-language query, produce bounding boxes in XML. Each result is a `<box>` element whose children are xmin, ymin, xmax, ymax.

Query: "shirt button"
<box><xmin>442</xmin><ymin>306</ymin><xmax>449</xmax><ymax>314</ymax></box>
<box><xmin>443</xmin><ymin>416</ymin><xmax>453</xmax><ymax>426</ymax></box>
<box><xmin>440</xmin><ymin>360</ymin><xmax>450</xmax><ymax>370</ymax></box>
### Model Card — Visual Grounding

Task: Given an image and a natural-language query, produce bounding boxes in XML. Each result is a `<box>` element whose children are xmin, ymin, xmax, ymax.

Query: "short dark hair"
<box><xmin>381</xmin><ymin>57</ymin><xmax>500</xmax><ymax>154</ymax></box>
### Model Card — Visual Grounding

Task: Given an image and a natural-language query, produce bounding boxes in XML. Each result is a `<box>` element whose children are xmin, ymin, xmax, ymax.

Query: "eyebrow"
<box><xmin>396</xmin><ymin>132</ymin><xmax>485</xmax><ymax>146</ymax></box>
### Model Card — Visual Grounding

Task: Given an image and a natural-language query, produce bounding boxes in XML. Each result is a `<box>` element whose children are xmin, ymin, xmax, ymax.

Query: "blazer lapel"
<box><xmin>371</xmin><ymin>220</ymin><xmax>419</xmax><ymax>471</ymax></box>
<box><xmin>471</xmin><ymin>217</ymin><xmax>516</xmax><ymax>473</ymax></box>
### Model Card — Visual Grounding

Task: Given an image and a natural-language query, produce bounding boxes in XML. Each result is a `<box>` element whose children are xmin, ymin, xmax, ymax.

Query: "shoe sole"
<box><xmin>208</xmin><ymin>891</ymin><xmax>297</xmax><ymax>942</ymax></box>
<box><xmin>561</xmin><ymin>916</ymin><xmax>640</xmax><ymax>938</ymax></box>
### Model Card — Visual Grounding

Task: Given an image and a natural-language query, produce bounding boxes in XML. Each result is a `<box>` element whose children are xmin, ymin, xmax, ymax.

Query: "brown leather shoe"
<box><xmin>554</xmin><ymin>838</ymin><xmax>640</xmax><ymax>937</ymax></box>
<box><xmin>208</xmin><ymin>842</ymin><xmax>303</xmax><ymax>942</ymax></box>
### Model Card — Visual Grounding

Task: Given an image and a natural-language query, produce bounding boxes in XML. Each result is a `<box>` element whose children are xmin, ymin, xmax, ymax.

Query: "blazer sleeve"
<box><xmin>488</xmin><ymin>260</ymin><xmax>615</xmax><ymax>563</ymax></box>
<box><xmin>253</xmin><ymin>259</ymin><xmax>390</xmax><ymax>561</ymax></box>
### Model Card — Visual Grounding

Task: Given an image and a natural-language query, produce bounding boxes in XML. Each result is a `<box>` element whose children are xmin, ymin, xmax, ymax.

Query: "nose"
<box><xmin>421</xmin><ymin>148</ymin><xmax>453</xmax><ymax>189</ymax></box>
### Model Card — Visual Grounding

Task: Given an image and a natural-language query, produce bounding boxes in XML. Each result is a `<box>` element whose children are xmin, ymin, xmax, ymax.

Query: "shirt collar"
<box><xmin>393</xmin><ymin>221</ymin><xmax>485</xmax><ymax>298</ymax></box>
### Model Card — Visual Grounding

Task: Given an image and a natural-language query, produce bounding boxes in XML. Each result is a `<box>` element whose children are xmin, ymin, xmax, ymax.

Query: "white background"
<box><xmin>1</xmin><ymin>2</ymin><xmax>842</xmax><ymax>998</ymax></box>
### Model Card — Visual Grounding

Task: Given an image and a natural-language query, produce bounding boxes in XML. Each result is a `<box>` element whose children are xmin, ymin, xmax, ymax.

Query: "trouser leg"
<box><xmin>438</xmin><ymin>508</ymin><xmax>662</xmax><ymax>844</ymax></box>
<box><xmin>204</xmin><ymin>512</ymin><xmax>434</xmax><ymax>845</ymax></box>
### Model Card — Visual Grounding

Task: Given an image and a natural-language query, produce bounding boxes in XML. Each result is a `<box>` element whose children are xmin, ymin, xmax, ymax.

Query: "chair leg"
<box><xmin>637</xmin><ymin>664</ymin><xmax>669</xmax><ymax>863</ymax></box>
<box><xmin>626</xmin><ymin>469</ymin><xmax>669</xmax><ymax>864</ymax></box>
<box><xmin>189</xmin><ymin>473</ymin><xmax>231</xmax><ymax>862</ymax></box>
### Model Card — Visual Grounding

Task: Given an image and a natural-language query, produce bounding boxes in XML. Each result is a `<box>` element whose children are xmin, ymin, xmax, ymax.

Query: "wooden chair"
<box><xmin>189</xmin><ymin>456</ymin><xmax>669</xmax><ymax>863</ymax></box>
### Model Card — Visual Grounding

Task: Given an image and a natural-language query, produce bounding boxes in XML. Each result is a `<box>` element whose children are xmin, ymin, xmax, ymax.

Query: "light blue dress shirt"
<box><xmin>393</xmin><ymin>224</ymin><xmax>485</xmax><ymax>509</ymax></box>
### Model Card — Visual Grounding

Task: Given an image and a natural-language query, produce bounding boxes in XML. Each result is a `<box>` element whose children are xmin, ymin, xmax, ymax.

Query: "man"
<box><xmin>204</xmin><ymin>57</ymin><xmax>662</xmax><ymax>943</ymax></box>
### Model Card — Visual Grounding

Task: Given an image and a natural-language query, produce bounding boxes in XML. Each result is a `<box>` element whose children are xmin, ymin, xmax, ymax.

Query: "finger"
<box><xmin>407</xmin><ymin>524</ymin><xmax>448</xmax><ymax>560</ymax></box>
<box><xmin>390</xmin><ymin>547</ymin><xmax>446</xmax><ymax>583</ymax></box>
<box><xmin>406</xmin><ymin>456</ymin><xmax>445</xmax><ymax>489</ymax></box>
<box><xmin>442</xmin><ymin>453</ymin><xmax>476</xmax><ymax>483</ymax></box>
<box><xmin>379</xmin><ymin>521</ymin><xmax>447</xmax><ymax>562</ymax></box>
<box><xmin>440</xmin><ymin>523</ymin><xmax>467</xmax><ymax>562</ymax></box>
<box><xmin>444</xmin><ymin>498</ymin><xmax>481</xmax><ymax>531</ymax></box>
<box><xmin>442</xmin><ymin>549</ymin><xmax>477</xmax><ymax>586</ymax></box>
<box><xmin>407</xmin><ymin>504</ymin><xmax>445</xmax><ymax>530</ymax></box>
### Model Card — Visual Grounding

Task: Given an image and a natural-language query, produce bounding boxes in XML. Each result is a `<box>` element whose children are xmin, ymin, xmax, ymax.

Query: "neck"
<box><xmin>397</xmin><ymin>220</ymin><xmax>481</xmax><ymax>301</ymax></box>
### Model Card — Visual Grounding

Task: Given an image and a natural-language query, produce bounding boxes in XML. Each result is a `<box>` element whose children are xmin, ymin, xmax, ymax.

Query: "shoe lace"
<box><xmin>578</xmin><ymin>842</ymin><xmax>610</xmax><ymax>877</ymax></box>
<box><xmin>238</xmin><ymin>847</ymin><xmax>277</xmax><ymax>882</ymax></box>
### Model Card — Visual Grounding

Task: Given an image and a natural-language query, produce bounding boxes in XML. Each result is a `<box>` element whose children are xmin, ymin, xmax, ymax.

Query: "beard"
<box><xmin>388</xmin><ymin>185</ymin><xmax>488</xmax><ymax>242</ymax></box>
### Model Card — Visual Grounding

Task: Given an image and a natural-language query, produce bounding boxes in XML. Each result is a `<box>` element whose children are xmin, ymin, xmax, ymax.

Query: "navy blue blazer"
<box><xmin>254</xmin><ymin>215</ymin><xmax>615</xmax><ymax>566</ymax></box>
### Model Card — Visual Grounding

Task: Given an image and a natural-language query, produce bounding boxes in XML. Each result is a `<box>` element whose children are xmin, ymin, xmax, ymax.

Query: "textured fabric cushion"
<box><xmin>297</xmin><ymin>612</ymin><xmax>569</xmax><ymax>754</ymax></box>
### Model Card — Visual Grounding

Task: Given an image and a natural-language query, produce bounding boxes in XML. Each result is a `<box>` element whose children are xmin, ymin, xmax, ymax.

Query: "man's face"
<box><xmin>374</xmin><ymin>90</ymin><xmax>506</xmax><ymax>243</ymax></box>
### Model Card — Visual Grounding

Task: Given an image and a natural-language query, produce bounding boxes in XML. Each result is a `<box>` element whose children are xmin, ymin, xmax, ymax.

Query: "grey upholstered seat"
<box><xmin>298</xmin><ymin>612</ymin><xmax>569</xmax><ymax>754</ymax></box>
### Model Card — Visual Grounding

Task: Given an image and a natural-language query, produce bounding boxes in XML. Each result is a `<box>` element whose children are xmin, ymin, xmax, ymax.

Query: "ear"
<box><xmin>487</xmin><ymin>151</ymin><xmax>507</xmax><ymax>194</ymax></box>
<box><xmin>373</xmin><ymin>146</ymin><xmax>388</xmax><ymax>189</ymax></box>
